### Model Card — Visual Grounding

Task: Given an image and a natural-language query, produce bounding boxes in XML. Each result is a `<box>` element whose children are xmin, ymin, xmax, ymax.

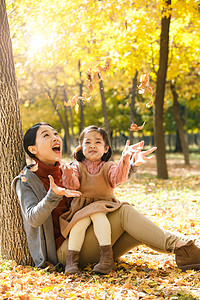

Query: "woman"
<box><xmin>12</xmin><ymin>122</ymin><xmax>200</xmax><ymax>272</ymax></box>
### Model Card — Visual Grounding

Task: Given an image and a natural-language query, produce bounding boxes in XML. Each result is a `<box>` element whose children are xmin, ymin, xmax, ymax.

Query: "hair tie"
<box><xmin>75</xmin><ymin>145</ymin><xmax>82</xmax><ymax>153</ymax></box>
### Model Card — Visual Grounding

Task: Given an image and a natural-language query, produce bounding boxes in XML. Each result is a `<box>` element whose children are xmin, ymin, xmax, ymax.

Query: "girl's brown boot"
<box><xmin>65</xmin><ymin>250</ymin><xmax>81</xmax><ymax>274</ymax></box>
<box><xmin>93</xmin><ymin>245</ymin><xmax>114</xmax><ymax>274</ymax></box>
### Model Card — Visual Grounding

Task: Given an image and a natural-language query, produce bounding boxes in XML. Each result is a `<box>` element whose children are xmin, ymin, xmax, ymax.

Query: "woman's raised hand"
<box><xmin>134</xmin><ymin>146</ymin><xmax>157</xmax><ymax>167</ymax></box>
<box><xmin>122</xmin><ymin>140</ymin><xmax>144</xmax><ymax>158</ymax></box>
<box><xmin>48</xmin><ymin>175</ymin><xmax>82</xmax><ymax>197</ymax></box>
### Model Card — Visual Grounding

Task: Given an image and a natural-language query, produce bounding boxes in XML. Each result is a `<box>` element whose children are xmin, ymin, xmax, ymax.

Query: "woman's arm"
<box><xmin>16</xmin><ymin>179</ymin><xmax>63</xmax><ymax>228</ymax></box>
<box><xmin>15</xmin><ymin>176</ymin><xmax>81</xmax><ymax>228</ymax></box>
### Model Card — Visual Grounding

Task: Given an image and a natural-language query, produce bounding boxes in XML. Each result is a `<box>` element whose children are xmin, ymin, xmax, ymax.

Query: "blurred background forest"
<box><xmin>7</xmin><ymin>0</ymin><xmax>200</xmax><ymax>155</ymax></box>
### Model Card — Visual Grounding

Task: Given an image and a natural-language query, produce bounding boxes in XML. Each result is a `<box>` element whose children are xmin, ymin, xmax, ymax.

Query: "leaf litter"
<box><xmin>1</xmin><ymin>156</ymin><xmax>200</xmax><ymax>299</ymax></box>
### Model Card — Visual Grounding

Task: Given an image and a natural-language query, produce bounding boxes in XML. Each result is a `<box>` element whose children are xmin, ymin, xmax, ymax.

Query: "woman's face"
<box><xmin>28</xmin><ymin>125</ymin><xmax>63</xmax><ymax>166</ymax></box>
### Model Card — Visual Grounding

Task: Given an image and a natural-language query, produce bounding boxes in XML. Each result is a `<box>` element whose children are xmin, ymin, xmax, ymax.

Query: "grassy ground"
<box><xmin>1</xmin><ymin>154</ymin><xmax>200</xmax><ymax>299</ymax></box>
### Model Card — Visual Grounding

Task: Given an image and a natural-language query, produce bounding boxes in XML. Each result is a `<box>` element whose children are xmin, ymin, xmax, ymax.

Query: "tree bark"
<box><xmin>154</xmin><ymin>0</ymin><xmax>171</xmax><ymax>179</ymax></box>
<box><xmin>0</xmin><ymin>0</ymin><xmax>33</xmax><ymax>265</ymax></box>
<box><xmin>170</xmin><ymin>83</ymin><xmax>190</xmax><ymax>164</ymax></box>
<box><xmin>63</xmin><ymin>86</ymin><xmax>75</xmax><ymax>147</ymax></box>
<box><xmin>78</xmin><ymin>59</ymin><xmax>84</xmax><ymax>132</ymax></box>
<box><xmin>99</xmin><ymin>79</ymin><xmax>111</xmax><ymax>137</ymax></box>
<box><xmin>46</xmin><ymin>88</ymin><xmax>71</xmax><ymax>154</ymax></box>
<box><xmin>129</xmin><ymin>70</ymin><xmax>138</xmax><ymax>143</ymax></box>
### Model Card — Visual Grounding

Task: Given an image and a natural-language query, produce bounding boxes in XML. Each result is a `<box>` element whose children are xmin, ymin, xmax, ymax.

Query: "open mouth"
<box><xmin>52</xmin><ymin>144</ymin><xmax>61</xmax><ymax>154</ymax></box>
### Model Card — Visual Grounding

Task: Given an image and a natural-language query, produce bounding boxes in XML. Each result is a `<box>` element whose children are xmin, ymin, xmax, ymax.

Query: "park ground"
<box><xmin>1</xmin><ymin>153</ymin><xmax>200</xmax><ymax>299</ymax></box>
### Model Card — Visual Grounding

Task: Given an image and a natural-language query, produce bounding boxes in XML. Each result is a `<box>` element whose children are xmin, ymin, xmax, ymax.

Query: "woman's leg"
<box><xmin>58</xmin><ymin>204</ymin><xmax>186</xmax><ymax>267</ymax></box>
<box><xmin>58</xmin><ymin>206</ymin><xmax>200</xmax><ymax>271</ymax></box>
<box><xmin>119</xmin><ymin>204</ymin><xmax>186</xmax><ymax>252</ymax></box>
<box><xmin>112</xmin><ymin>232</ymin><xmax>141</xmax><ymax>259</ymax></box>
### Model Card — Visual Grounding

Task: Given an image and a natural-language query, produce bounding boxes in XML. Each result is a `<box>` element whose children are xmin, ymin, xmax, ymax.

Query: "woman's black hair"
<box><xmin>23</xmin><ymin>122</ymin><xmax>53</xmax><ymax>158</ymax></box>
<box><xmin>74</xmin><ymin>125</ymin><xmax>112</xmax><ymax>162</ymax></box>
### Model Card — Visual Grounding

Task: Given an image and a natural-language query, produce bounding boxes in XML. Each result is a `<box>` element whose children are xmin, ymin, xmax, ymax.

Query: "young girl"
<box><xmin>60</xmin><ymin>126</ymin><xmax>152</xmax><ymax>274</ymax></box>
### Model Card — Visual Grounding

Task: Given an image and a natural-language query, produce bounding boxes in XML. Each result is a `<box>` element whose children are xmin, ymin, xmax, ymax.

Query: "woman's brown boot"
<box><xmin>65</xmin><ymin>250</ymin><xmax>81</xmax><ymax>274</ymax></box>
<box><xmin>93</xmin><ymin>245</ymin><xmax>114</xmax><ymax>274</ymax></box>
<box><xmin>175</xmin><ymin>240</ymin><xmax>200</xmax><ymax>271</ymax></box>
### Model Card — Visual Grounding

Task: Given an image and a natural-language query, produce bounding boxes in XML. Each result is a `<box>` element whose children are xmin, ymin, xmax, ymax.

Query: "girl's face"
<box><xmin>82</xmin><ymin>130</ymin><xmax>109</xmax><ymax>162</ymax></box>
<box><xmin>28</xmin><ymin>125</ymin><xmax>63</xmax><ymax>166</ymax></box>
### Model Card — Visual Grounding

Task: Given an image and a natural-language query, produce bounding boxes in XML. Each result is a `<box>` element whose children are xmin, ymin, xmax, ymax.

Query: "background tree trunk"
<box><xmin>78</xmin><ymin>59</ymin><xmax>84</xmax><ymax>132</ymax></box>
<box><xmin>170</xmin><ymin>83</ymin><xmax>190</xmax><ymax>164</ymax></box>
<box><xmin>129</xmin><ymin>70</ymin><xmax>138</xmax><ymax>143</ymax></box>
<box><xmin>0</xmin><ymin>0</ymin><xmax>33</xmax><ymax>265</ymax></box>
<box><xmin>63</xmin><ymin>86</ymin><xmax>75</xmax><ymax>147</ymax></box>
<box><xmin>99</xmin><ymin>79</ymin><xmax>111</xmax><ymax>138</ymax></box>
<box><xmin>154</xmin><ymin>0</ymin><xmax>171</xmax><ymax>179</ymax></box>
<box><xmin>46</xmin><ymin>87</ymin><xmax>71</xmax><ymax>154</ymax></box>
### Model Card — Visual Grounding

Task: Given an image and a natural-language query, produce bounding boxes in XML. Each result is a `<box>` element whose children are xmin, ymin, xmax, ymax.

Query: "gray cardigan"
<box><xmin>12</xmin><ymin>166</ymin><xmax>63</xmax><ymax>268</ymax></box>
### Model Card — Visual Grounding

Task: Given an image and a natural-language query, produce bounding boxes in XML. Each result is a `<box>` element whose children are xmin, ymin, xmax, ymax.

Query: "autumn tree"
<box><xmin>170</xmin><ymin>83</ymin><xmax>190</xmax><ymax>164</ymax></box>
<box><xmin>7</xmin><ymin>0</ymin><xmax>200</xmax><ymax>172</ymax></box>
<box><xmin>154</xmin><ymin>0</ymin><xmax>171</xmax><ymax>179</ymax></box>
<box><xmin>0</xmin><ymin>0</ymin><xmax>32</xmax><ymax>265</ymax></box>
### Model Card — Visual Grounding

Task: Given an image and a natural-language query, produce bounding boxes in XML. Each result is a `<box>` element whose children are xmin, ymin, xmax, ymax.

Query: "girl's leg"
<box><xmin>90</xmin><ymin>212</ymin><xmax>113</xmax><ymax>274</ymax></box>
<box><xmin>79</xmin><ymin>209</ymin><xmax>125</xmax><ymax>267</ymax></box>
<box><xmin>57</xmin><ymin>209</ymin><xmax>125</xmax><ymax>267</ymax></box>
<box><xmin>65</xmin><ymin>217</ymin><xmax>91</xmax><ymax>274</ymax></box>
<box><xmin>90</xmin><ymin>212</ymin><xmax>111</xmax><ymax>246</ymax></box>
<box><xmin>68</xmin><ymin>217</ymin><xmax>91</xmax><ymax>251</ymax></box>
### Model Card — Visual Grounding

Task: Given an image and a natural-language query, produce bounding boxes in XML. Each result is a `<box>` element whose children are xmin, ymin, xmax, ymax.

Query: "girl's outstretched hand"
<box><xmin>122</xmin><ymin>140</ymin><xmax>144</xmax><ymax>158</ymax></box>
<box><xmin>48</xmin><ymin>175</ymin><xmax>82</xmax><ymax>197</ymax></box>
<box><xmin>134</xmin><ymin>146</ymin><xmax>157</xmax><ymax>167</ymax></box>
<box><xmin>60</xmin><ymin>163</ymin><xmax>74</xmax><ymax>178</ymax></box>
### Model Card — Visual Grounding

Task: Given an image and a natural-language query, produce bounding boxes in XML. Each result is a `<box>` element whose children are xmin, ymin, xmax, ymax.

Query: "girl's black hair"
<box><xmin>74</xmin><ymin>125</ymin><xmax>112</xmax><ymax>162</ymax></box>
<box><xmin>23</xmin><ymin>122</ymin><xmax>53</xmax><ymax>158</ymax></box>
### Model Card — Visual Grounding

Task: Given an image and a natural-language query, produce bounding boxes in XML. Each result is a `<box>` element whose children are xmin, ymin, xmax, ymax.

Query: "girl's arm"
<box><xmin>61</xmin><ymin>162</ymin><xmax>80</xmax><ymax>190</ymax></box>
<box><xmin>108</xmin><ymin>141</ymin><xmax>144</xmax><ymax>187</ymax></box>
<box><xmin>15</xmin><ymin>176</ymin><xmax>81</xmax><ymax>228</ymax></box>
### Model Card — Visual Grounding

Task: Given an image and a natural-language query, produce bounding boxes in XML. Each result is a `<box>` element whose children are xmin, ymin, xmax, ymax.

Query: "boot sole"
<box><xmin>178</xmin><ymin>263</ymin><xmax>200</xmax><ymax>271</ymax></box>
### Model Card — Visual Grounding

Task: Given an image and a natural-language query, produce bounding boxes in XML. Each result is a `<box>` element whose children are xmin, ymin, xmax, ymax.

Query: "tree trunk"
<box><xmin>0</xmin><ymin>0</ymin><xmax>33</xmax><ymax>265</ymax></box>
<box><xmin>174</xmin><ymin>129</ymin><xmax>182</xmax><ymax>152</ymax></box>
<box><xmin>46</xmin><ymin>88</ymin><xmax>71</xmax><ymax>154</ymax></box>
<box><xmin>154</xmin><ymin>0</ymin><xmax>171</xmax><ymax>179</ymax></box>
<box><xmin>62</xmin><ymin>88</ymin><xmax>72</xmax><ymax>154</ymax></box>
<box><xmin>129</xmin><ymin>70</ymin><xmax>138</xmax><ymax>143</ymax></box>
<box><xmin>63</xmin><ymin>86</ymin><xmax>75</xmax><ymax>147</ymax></box>
<box><xmin>78</xmin><ymin>59</ymin><xmax>84</xmax><ymax>132</ymax></box>
<box><xmin>170</xmin><ymin>83</ymin><xmax>190</xmax><ymax>164</ymax></box>
<box><xmin>99</xmin><ymin>79</ymin><xmax>111</xmax><ymax>137</ymax></box>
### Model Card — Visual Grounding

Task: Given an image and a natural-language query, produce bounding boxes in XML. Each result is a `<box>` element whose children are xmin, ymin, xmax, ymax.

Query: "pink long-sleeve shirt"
<box><xmin>61</xmin><ymin>154</ymin><xmax>131</xmax><ymax>190</ymax></box>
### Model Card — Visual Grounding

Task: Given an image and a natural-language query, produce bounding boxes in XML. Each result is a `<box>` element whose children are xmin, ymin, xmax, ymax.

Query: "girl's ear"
<box><xmin>28</xmin><ymin>145</ymin><xmax>38</xmax><ymax>155</ymax></box>
<box><xmin>104</xmin><ymin>145</ymin><xmax>109</xmax><ymax>153</ymax></box>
